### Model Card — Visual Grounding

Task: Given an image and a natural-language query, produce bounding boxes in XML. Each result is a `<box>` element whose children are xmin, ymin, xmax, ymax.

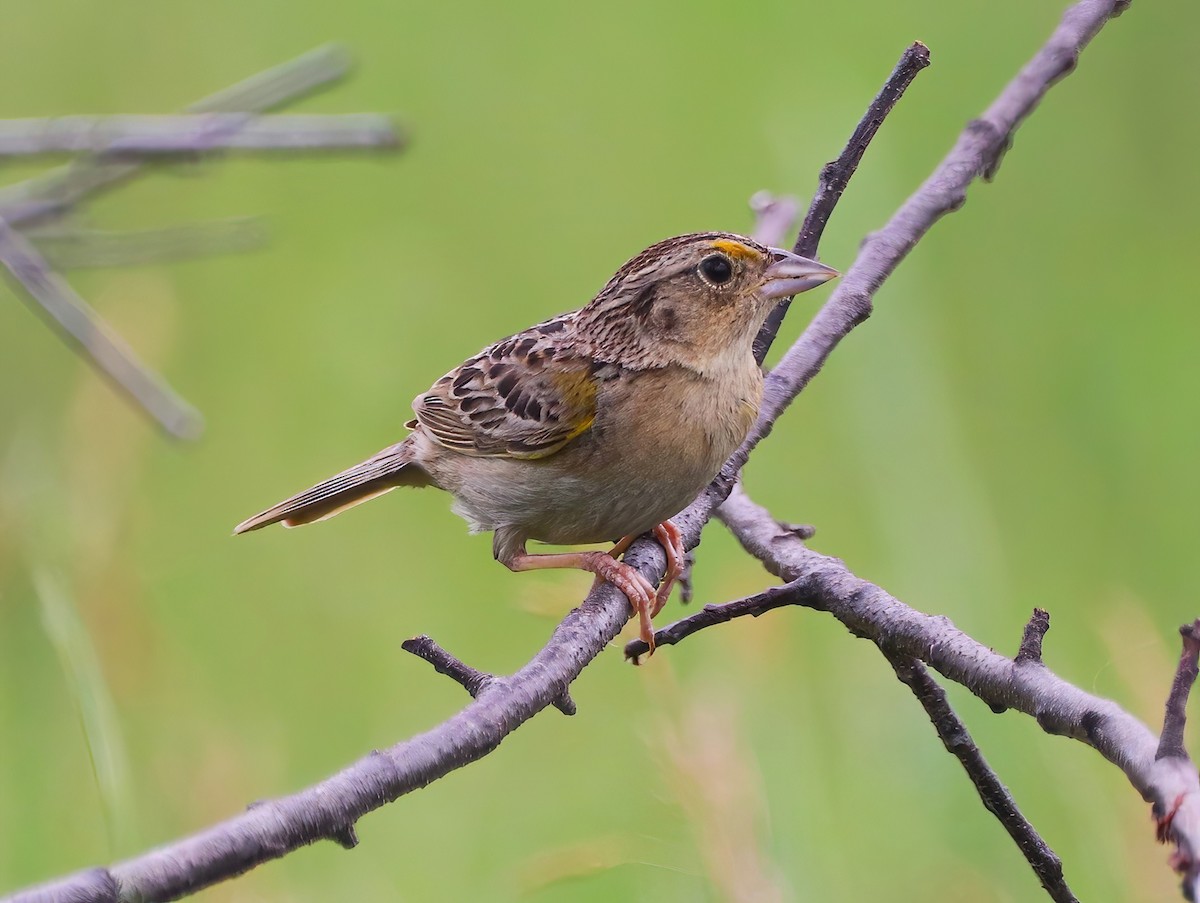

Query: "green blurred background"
<box><xmin>0</xmin><ymin>1</ymin><xmax>1195</xmax><ymax>900</ymax></box>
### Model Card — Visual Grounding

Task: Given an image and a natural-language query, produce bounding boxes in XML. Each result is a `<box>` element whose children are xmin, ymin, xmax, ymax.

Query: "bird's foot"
<box><xmin>601</xmin><ymin>519</ymin><xmax>687</xmax><ymax>650</ymax></box>
<box><xmin>580</xmin><ymin>551</ymin><xmax>660</xmax><ymax>652</ymax></box>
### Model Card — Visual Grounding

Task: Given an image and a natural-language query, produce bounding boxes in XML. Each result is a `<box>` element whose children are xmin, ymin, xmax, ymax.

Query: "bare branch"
<box><xmin>886</xmin><ymin>653</ymin><xmax>1077</xmax><ymax>903</ymax></box>
<box><xmin>401</xmin><ymin>634</ymin><xmax>497</xmax><ymax>698</ymax></box>
<box><xmin>744</xmin><ymin>0</ymin><xmax>1126</xmax><ymax>455</ymax></box>
<box><xmin>0</xmin><ymin>217</ymin><xmax>203</xmax><ymax>439</ymax></box>
<box><xmin>624</xmin><ymin>583</ymin><xmax>788</xmax><ymax>663</ymax></box>
<box><xmin>797</xmin><ymin>42</ymin><xmax>931</xmax><ymax>260</ymax></box>
<box><xmin>0</xmin><ymin>113</ymin><xmax>402</xmax><ymax>157</ymax></box>
<box><xmin>401</xmin><ymin>635</ymin><xmax>577</xmax><ymax>715</ymax></box>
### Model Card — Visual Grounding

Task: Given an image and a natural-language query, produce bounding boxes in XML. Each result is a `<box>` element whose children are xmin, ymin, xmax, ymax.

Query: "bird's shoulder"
<box><xmin>409</xmin><ymin>312</ymin><xmax>622</xmax><ymax>460</ymax></box>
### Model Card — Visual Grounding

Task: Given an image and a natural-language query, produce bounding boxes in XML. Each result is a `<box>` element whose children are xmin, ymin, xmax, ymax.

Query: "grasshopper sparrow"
<box><xmin>236</xmin><ymin>232</ymin><xmax>837</xmax><ymax>650</ymax></box>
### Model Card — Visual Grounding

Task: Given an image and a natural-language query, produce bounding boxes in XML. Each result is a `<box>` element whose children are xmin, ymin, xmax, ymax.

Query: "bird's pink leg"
<box><xmin>504</xmin><ymin>522</ymin><xmax>685</xmax><ymax>653</ymax></box>
<box><xmin>505</xmin><ymin>547</ymin><xmax>659</xmax><ymax>650</ymax></box>
<box><xmin>607</xmin><ymin>534</ymin><xmax>636</xmax><ymax>559</ymax></box>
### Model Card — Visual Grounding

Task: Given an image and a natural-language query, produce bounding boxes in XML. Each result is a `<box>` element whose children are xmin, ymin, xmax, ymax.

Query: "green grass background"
<box><xmin>1</xmin><ymin>2</ymin><xmax>1196</xmax><ymax>900</ymax></box>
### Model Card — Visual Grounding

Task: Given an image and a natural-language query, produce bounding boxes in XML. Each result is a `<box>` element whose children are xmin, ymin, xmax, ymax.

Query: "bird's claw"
<box><xmin>602</xmin><ymin>519</ymin><xmax>687</xmax><ymax>655</ymax></box>
<box><xmin>650</xmin><ymin>520</ymin><xmax>686</xmax><ymax>618</ymax></box>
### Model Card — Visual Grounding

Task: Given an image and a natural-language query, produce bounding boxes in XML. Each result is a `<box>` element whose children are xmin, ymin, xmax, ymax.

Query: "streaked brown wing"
<box><xmin>412</xmin><ymin>317</ymin><xmax>599</xmax><ymax>460</ymax></box>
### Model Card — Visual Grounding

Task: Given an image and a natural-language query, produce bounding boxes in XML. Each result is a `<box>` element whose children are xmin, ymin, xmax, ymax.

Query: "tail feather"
<box><xmin>234</xmin><ymin>440</ymin><xmax>427</xmax><ymax>534</ymax></box>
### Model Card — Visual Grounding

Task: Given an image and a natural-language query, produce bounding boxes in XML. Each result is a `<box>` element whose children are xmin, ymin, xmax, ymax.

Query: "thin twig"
<box><xmin>886</xmin><ymin>653</ymin><xmax>1077</xmax><ymax>903</ymax></box>
<box><xmin>0</xmin><ymin>113</ymin><xmax>402</xmax><ymax>157</ymax></box>
<box><xmin>1159</xmin><ymin>621</ymin><xmax>1200</xmax><ymax>761</ymax></box>
<box><xmin>401</xmin><ymin>635</ymin><xmax>496</xmax><ymax>698</ymax></box>
<box><xmin>0</xmin><ymin>2</ymin><xmax>1133</xmax><ymax>899</ymax></box>
<box><xmin>625</xmin><ymin>584</ymin><xmax>791</xmax><ymax>662</ymax></box>
<box><xmin>796</xmin><ymin>42</ymin><xmax>931</xmax><ymax>259</ymax></box>
<box><xmin>402</xmin><ymin>635</ymin><xmax>577</xmax><ymax>715</ymax></box>
<box><xmin>1017</xmin><ymin>608</ymin><xmax>1052</xmax><ymax>666</ymax></box>
<box><xmin>753</xmin><ymin>41</ymin><xmax>930</xmax><ymax>365</ymax></box>
<box><xmin>0</xmin><ymin>217</ymin><xmax>203</xmax><ymax>439</ymax></box>
<box><xmin>731</xmin><ymin>0</ymin><xmax>1124</xmax><ymax>493</ymax></box>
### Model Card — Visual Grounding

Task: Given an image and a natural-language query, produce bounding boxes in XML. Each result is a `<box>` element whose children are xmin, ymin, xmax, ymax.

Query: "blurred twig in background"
<box><xmin>27</xmin><ymin>218</ymin><xmax>268</xmax><ymax>271</ymax></box>
<box><xmin>33</xmin><ymin>571</ymin><xmax>131</xmax><ymax>857</ymax></box>
<box><xmin>0</xmin><ymin>45</ymin><xmax>405</xmax><ymax>439</ymax></box>
<box><xmin>0</xmin><ymin>45</ymin><xmax>353</xmax><ymax>227</ymax></box>
<box><xmin>655</xmin><ymin>680</ymin><xmax>789</xmax><ymax>903</ymax></box>
<box><xmin>0</xmin><ymin>219</ymin><xmax>204</xmax><ymax>440</ymax></box>
<box><xmin>0</xmin><ymin>113</ymin><xmax>400</xmax><ymax>156</ymax></box>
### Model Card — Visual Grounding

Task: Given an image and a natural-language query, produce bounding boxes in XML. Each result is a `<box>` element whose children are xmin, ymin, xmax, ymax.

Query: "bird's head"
<box><xmin>579</xmin><ymin>232</ymin><xmax>838</xmax><ymax>366</ymax></box>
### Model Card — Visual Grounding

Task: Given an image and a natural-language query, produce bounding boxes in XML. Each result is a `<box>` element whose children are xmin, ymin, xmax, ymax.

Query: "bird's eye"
<box><xmin>698</xmin><ymin>253</ymin><xmax>733</xmax><ymax>286</ymax></box>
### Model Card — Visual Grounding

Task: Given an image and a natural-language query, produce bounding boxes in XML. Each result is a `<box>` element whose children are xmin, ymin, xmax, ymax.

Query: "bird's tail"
<box><xmin>234</xmin><ymin>438</ymin><xmax>430</xmax><ymax>534</ymax></box>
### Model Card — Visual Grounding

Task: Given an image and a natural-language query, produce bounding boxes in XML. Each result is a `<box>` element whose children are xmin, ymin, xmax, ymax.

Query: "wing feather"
<box><xmin>413</xmin><ymin>315</ymin><xmax>600</xmax><ymax>460</ymax></box>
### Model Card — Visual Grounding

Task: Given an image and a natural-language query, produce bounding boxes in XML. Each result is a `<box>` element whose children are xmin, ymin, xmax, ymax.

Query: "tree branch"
<box><xmin>401</xmin><ymin>634</ymin><xmax>577</xmax><ymax>716</ymax></box>
<box><xmin>743</xmin><ymin>0</ymin><xmax>1127</xmax><ymax>461</ymax></box>
<box><xmin>1</xmin><ymin>0</ymin><xmax>1135</xmax><ymax>898</ymax></box>
<box><xmin>796</xmin><ymin>42</ymin><xmax>932</xmax><ymax>259</ymax></box>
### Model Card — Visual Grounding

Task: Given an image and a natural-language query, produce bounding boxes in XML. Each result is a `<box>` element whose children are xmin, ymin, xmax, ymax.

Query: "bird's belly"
<box><xmin>442</xmin><ymin>451</ymin><xmax>706</xmax><ymax>545</ymax></box>
<box><xmin>528</xmin><ymin>460</ymin><xmax>711</xmax><ymax>545</ymax></box>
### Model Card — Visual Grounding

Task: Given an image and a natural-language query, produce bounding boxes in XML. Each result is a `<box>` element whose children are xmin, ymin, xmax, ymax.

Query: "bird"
<box><xmin>235</xmin><ymin>232</ymin><xmax>837</xmax><ymax>651</ymax></box>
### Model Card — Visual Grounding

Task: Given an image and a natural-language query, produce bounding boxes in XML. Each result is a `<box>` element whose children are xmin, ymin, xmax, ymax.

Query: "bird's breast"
<box><xmin>580</xmin><ymin>358</ymin><xmax>762</xmax><ymax>512</ymax></box>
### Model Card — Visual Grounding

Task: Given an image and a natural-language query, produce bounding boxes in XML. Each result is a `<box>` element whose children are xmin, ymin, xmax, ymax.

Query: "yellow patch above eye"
<box><xmin>711</xmin><ymin>239</ymin><xmax>762</xmax><ymax>261</ymax></box>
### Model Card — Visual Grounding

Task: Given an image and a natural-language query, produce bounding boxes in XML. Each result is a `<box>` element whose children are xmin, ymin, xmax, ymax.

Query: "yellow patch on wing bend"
<box><xmin>711</xmin><ymin>239</ymin><xmax>763</xmax><ymax>261</ymax></box>
<box><xmin>564</xmin><ymin>411</ymin><xmax>595</xmax><ymax>441</ymax></box>
<box><xmin>550</xmin><ymin>368</ymin><xmax>599</xmax><ymax>441</ymax></box>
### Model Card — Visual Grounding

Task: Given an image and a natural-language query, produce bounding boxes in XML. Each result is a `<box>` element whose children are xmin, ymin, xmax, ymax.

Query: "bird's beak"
<box><xmin>759</xmin><ymin>248</ymin><xmax>840</xmax><ymax>300</ymax></box>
